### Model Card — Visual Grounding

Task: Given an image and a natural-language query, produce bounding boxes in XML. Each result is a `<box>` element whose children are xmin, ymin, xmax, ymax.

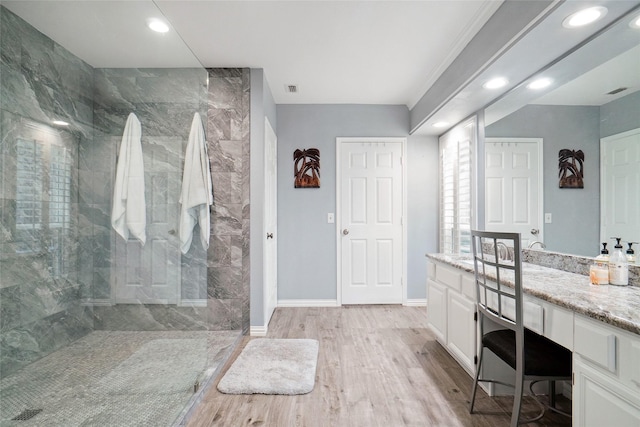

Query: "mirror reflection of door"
<box><xmin>114</xmin><ymin>139</ymin><xmax>182</xmax><ymax>304</ymax></box>
<box><xmin>485</xmin><ymin>138</ymin><xmax>543</xmax><ymax>249</ymax></box>
<box><xmin>600</xmin><ymin>128</ymin><xmax>640</xmax><ymax>248</ymax></box>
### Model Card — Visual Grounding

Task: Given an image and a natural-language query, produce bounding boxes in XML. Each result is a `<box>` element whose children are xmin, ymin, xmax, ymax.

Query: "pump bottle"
<box><xmin>627</xmin><ymin>242</ymin><xmax>637</xmax><ymax>264</ymax></box>
<box><xmin>590</xmin><ymin>243</ymin><xmax>610</xmax><ymax>285</ymax></box>
<box><xmin>609</xmin><ymin>237</ymin><xmax>629</xmax><ymax>286</ymax></box>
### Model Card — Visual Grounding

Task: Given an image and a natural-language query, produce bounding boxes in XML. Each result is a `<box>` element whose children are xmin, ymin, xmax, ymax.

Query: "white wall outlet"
<box><xmin>327</xmin><ymin>213</ymin><xmax>335</xmax><ymax>224</ymax></box>
<box><xmin>545</xmin><ymin>213</ymin><xmax>552</xmax><ymax>223</ymax></box>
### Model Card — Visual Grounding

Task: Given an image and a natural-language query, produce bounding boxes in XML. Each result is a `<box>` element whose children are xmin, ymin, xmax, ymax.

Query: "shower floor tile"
<box><xmin>0</xmin><ymin>330</ymin><xmax>239</xmax><ymax>426</ymax></box>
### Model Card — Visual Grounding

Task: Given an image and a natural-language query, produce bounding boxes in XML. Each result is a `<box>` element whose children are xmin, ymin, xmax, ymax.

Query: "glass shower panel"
<box><xmin>0</xmin><ymin>2</ymin><xmax>242</xmax><ymax>425</ymax></box>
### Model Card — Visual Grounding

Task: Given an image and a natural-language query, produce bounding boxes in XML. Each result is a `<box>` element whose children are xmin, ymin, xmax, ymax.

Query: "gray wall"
<box><xmin>600</xmin><ymin>90</ymin><xmax>640</xmax><ymax>138</ymax></box>
<box><xmin>406</xmin><ymin>135</ymin><xmax>439</xmax><ymax>298</ymax></box>
<box><xmin>276</xmin><ymin>104</ymin><xmax>437</xmax><ymax>302</ymax></box>
<box><xmin>485</xmin><ymin>104</ymin><xmax>600</xmax><ymax>256</ymax></box>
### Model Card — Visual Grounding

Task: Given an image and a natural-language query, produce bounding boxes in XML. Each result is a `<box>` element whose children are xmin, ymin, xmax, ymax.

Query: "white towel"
<box><xmin>111</xmin><ymin>112</ymin><xmax>146</xmax><ymax>245</ymax></box>
<box><xmin>179</xmin><ymin>112</ymin><xmax>213</xmax><ymax>254</ymax></box>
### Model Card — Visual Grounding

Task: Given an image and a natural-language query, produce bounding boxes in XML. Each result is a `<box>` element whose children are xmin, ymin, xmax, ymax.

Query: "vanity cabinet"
<box><xmin>426</xmin><ymin>261</ymin><xmax>476</xmax><ymax>374</ymax></box>
<box><xmin>427</xmin><ymin>256</ymin><xmax>640</xmax><ymax>426</ymax></box>
<box><xmin>573</xmin><ymin>315</ymin><xmax>640</xmax><ymax>426</ymax></box>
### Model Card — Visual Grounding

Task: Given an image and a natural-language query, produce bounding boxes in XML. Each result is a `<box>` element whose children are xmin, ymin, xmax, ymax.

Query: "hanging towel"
<box><xmin>111</xmin><ymin>112</ymin><xmax>146</xmax><ymax>245</ymax></box>
<box><xmin>179</xmin><ymin>112</ymin><xmax>213</xmax><ymax>254</ymax></box>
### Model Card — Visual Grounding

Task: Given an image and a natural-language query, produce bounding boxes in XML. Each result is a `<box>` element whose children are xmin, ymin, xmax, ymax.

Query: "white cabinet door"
<box><xmin>574</xmin><ymin>357</ymin><xmax>640</xmax><ymax>427</ymax></box>
<box><xmin>447</xmin><ymin>291</ymin><xmax>476</xmax><ymax>373</ymax></box>
<box><xmin>427</xmin><ymin>279</ymin><xmax>447</xmax><ymax>343</ymax></box>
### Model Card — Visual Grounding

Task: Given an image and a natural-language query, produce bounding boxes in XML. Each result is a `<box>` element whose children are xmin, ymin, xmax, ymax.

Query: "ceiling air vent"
<box><xmin>606</xmin><ymin>87</ymin><xmax>627</xmax><ymax>95</ymax></box>
<box><xmin>285</xmin><ymin>84</ymin><xmax>298</xmax><ymax>93</ymax></box>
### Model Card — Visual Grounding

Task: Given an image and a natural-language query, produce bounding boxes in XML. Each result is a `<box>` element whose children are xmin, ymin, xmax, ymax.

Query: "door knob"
<box><xmin>267</xmin><ymin>233</ymin><xmax>273</xmax><ymax>239</ymax></box>
<box><xmin>530</xmin><ymin>228</ymin><xmax>539</xmax><ymax>236</ymax></box>
<box><xmin>342</xmin><ymin>229</ymin><xmax>349</xmax><ymax>235</ymax></box>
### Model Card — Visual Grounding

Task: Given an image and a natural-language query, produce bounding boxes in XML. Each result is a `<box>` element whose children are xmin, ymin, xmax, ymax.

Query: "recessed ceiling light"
<box><xmin>147</xmin><ymin>18</ymin><xmax>170</xmax><ymax>33</ymax></box>
<box><xmin>562</xmin><ymin>6</ymin><xmax>607</xmax><ymax>28</ymax></box>
<box><xmin>433</xmin><ymin>121</ymin><xmax>450</xmax><ymax>128</ymax></box>
<box><xmin>527</xmin><ymin>78</ymin><xmax>553</xmax><ymax>90</ymax></box>
<box><xmin>630</xmin><ymin>14</ymin><xmax>640</xmax><ymax>29</ymax></box>
<box><xmin>52</xmin><ymin>120</ymin><xmax>69</xmax><ymax>126</ymax></box>
<box><xmin>483</xmin><ymin>77</ymin><xmax>508</xmax><ymax>90</ymax></box>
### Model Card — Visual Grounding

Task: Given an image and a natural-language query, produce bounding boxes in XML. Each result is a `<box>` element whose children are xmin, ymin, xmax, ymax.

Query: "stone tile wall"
<box><xmin>207</xmin><ymin>69</ymin><xmax>251</xmax><ymax>333</ymax></box>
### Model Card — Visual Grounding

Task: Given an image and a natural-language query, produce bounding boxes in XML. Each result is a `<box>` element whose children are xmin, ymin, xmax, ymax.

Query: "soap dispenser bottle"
<box><xmin>595</xmin><ymin>242</ymin><xmax>609</xmax><ymax>264</ymax></box>
<box><xmin>590</xmin><ymin>242</ymin><xmax>610</xmax><ymax>285</ymax></box>
<box><xmin>627</xmin><ymin>242</ymin><xmax>637</xmax><ymax>264</ymax></box>
<box><xmin>609</xmin><ymin>237</ymin><xmax>629</xmax><ymax>286</ymax></box>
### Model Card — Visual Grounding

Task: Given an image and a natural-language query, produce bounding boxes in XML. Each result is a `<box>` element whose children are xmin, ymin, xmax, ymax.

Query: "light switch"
<box><xmin>545</xmin><ymin>213</ymin><xmax>552</xmax><ymax>223</ymax></box>
<box><xmin>327</xmin><ymin>213</ymin><xmax>335</xmax><ymax>223</ymax></box>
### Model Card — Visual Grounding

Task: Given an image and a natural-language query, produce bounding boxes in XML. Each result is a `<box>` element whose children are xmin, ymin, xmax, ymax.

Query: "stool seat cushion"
<box><xmin>483</xmin><ymin>329</ymin><xmax>572</xmax><ymax>377</ymax></box>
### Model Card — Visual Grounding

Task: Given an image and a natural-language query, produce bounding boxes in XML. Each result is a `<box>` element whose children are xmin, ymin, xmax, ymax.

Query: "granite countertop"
<box><xmin>426</xmin><ymin>253</ymin><xmax>640</xmax><ymax>336</ymax></box>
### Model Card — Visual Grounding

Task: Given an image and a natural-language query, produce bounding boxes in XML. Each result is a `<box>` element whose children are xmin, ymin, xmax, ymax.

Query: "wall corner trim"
<box><xmin>250</xmin><ymin>326</ymin><xmax>268</xmax><ymax>336</ymax></box>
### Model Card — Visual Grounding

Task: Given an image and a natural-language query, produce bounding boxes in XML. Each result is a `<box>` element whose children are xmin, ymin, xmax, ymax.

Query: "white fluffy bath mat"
<box><xmin>217</xmin><ymin>338</ymin><xmax>319</xmax><ymax>395</ymax></box>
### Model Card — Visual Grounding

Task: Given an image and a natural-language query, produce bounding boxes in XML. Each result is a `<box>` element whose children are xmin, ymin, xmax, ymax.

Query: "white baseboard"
<box><xmin>404</xmin><ymin>298</ymin><xmax>427</xmax><ymax>307</ymax></box>
<box><xmin>277</xmin><ymin>299</ymin><xmax>340</xmax><ymax>307</ymax></box>
<box><xmin>250</xmin><ymin>325</ymin><xmax>268</xmax><ymax>336</ymax></box>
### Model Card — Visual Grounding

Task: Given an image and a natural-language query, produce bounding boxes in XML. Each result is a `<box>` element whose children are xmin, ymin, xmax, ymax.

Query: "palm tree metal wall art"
<box><xmin>558</xmin><ymin>149</ymin><xmax>584</xmax><ymax>188</ymax></box>
<box><xmin>294</xmin><ymin>148</ymin><xmax>320</xmax><ymax>188</ymax></box>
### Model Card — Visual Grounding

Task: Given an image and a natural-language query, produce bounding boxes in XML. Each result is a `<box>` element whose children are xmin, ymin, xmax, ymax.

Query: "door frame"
<box><xmin>335</xmin><ymin>137</ymin><xmax>407</xmax><ymax>306</ymax></box>
<box><xmin>484</xmin><ymin>137</ymin><xmax>544</xmax><ymax>244</ymax></box>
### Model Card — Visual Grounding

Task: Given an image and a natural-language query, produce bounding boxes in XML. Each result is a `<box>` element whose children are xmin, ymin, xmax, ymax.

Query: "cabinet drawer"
<box><xmin>427</xmin><ymin>261</ymin><xmax>436</xmax><ymax>280</ymax></box>
<box><xmin>543</xmin><ymin>301</ymin><xmax>573</xmax><ymax>350</ymax></box>
<box><xmin>617</xmin><ymin>328</ymin><xmax>640</xmax><ymax>395</ymax></box>
<box><xmin>435</xmin><ymin>264</ymin><xmax>461</xmax><ymax>292</ymax></box>
<box><xmin>523</xmin><ymin>300</ymin><xmax>544</xmax><ymax>335</ymax></box>
<box><xmin>461</xmin><ymin>274</ymin><xmax>475</xmax><ymax>300</ymax></box>
<box><xmin>575</xmin><ymin>315</ymin><xmax>617</xmax><ymax>373</ymax></box>
<box><xmin>485</xmin><ymin>287</ymin><xmax>544</xmax><ymax>335</ymax></box>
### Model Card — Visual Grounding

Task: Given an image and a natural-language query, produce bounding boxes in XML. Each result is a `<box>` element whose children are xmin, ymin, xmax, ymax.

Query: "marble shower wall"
<box><xmin>89</xmin><ymin>67</ymin><xmax>215</xmax><ymax>330</ymax></box>
<box><xmin>0</xmin><ymin>6</ymin><xmax>93</xmax><ymax>376</ymax></box>
<box><xmin>207</xmin><ymin>69</ymin><xmax>251</xmax><ymax>333</ymax></box>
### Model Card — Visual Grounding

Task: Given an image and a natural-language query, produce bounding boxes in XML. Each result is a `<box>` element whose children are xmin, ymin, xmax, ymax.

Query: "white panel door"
<box><xmin>115</xmin><ymin>139</ymin><xmax>181</xmax><ymax>304</ymax></box>
<box><xmin>485</xmin><ymin>138</ymin><xmax>542</xmax><ymax>248</ymax></box>
<box><xmin>601</xmin><ymin>129</ymin><xmax>640</xmax><ymax>244</ymax></box>
<box><xmin>263</xmin><ymin>119</ymin><xmax>277</xmax><ymax>326</ymax></box>
<box><xmin>339</xmin><ymin>139</ymin><xmax>403</xmax><ymax>304</ymax></box>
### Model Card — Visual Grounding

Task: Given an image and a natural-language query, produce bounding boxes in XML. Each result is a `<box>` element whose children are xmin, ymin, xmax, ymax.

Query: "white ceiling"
<box><xmin>2</xmin><ymin>0</ymin><xmax>502</xmax><ymax>107</ymax></box>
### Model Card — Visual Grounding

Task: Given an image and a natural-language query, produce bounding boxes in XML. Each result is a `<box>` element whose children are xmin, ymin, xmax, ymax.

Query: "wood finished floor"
<box><xmin>187</xmin><ymin>306</ymin><xmax>572</xmax><ymax>427</ymax></box>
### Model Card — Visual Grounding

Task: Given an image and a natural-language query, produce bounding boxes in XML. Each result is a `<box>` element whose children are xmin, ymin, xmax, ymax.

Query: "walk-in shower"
<box><xmin>0</xmin><ymin>2</ymin><xmax>248</xmax><ymax>425</ymax></box>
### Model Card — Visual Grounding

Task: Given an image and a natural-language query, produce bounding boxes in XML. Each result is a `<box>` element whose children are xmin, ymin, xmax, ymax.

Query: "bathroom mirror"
<box><xmin>483</xmin><ymin>8</ymin><xmax>640</xmax><ymax>257</ymax></box>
